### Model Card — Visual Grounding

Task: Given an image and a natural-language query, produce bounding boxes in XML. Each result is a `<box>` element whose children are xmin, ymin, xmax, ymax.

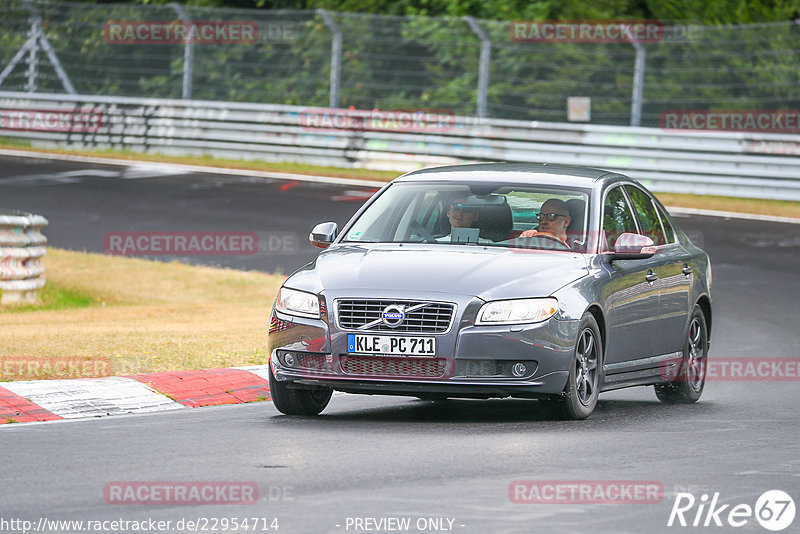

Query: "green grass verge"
<box><xmin>1</xmin><ymin>283</ymin><xmax>94</xmax><ymax>313</ymax></box>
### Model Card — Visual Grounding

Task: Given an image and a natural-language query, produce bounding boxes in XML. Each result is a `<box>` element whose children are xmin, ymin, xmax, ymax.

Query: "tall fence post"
<box><xmin>170</xmin><ymin>3</ymin><xmax>194</xmax><ymax>99</ymax></box>
<box><xmin>464</xmin><ymin>16</ymin><xmax>491</xmax><ymax>118</ymax></box>
<box><xmin>0</xmin><ymin>0</ymin><xmax>76</xmax><ymax>93</ymax></box>
<box><xmin>317</xmin><ymin>9</ymin><xmax>342</xmax><ymax>108</ymax></box>
<box><xmin>25</xmin><ymin>15</ymin><xmax>40</xmax><ymax>92</ymax></box>
<box><xmin>630</xmin><ymin>40</ymin><xmax>646</xmax><ymax>127</ymax></box>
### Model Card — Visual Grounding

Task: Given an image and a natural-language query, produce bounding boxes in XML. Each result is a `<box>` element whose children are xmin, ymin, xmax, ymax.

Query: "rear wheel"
<box><xmin>540</xmin><ymin>313</ymin><xmax>602</xmax><ymax>420</ymax></box>
<box><xmin>269</xmin><ymin>365</ymin><xmax>332</xmax><ymax>415</ymax></box>
<box><xmin>655</xmin><ymin>306</ymin><xmax>707</xmax><ymax>404</ymax></box>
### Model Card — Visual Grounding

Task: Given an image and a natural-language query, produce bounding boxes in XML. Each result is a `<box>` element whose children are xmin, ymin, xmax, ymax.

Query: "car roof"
<box><xmin>394</xmin><ymin>162</ymin><xmax>619</xmax><ymax>188</ymax></box>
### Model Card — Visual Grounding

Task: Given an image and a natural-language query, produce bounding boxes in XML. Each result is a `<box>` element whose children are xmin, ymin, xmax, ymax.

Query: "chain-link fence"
<box><xmin>1</xmin><ymin>0</ymin><xmax>799</xmax><ymax>127</ymax></box>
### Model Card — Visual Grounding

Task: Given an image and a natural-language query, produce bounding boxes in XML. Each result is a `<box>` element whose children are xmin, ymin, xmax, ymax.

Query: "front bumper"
<box><xmin>268</xmin><ymin>294</ymin><xmax>579</xmax><ymax>398</ymax></box>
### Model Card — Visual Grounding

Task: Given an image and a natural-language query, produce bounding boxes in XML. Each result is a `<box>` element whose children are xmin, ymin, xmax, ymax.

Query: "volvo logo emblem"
<box><xmin>381</xmin><ymin>305</ymin><xmax>405</xmax><ymax>328</ymax></box>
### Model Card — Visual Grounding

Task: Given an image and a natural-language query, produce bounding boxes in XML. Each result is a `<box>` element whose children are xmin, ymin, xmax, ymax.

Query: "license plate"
<box><xmin>347</xmin><ymin>334</ymin><xmax>436</xmax><ymax>356</ymax></box>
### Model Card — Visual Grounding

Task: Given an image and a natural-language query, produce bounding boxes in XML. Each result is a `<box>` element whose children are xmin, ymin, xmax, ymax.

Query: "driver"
<box><xmin>436</xmin><ymin>196</ymin><xmax>486</xmax><ymax>243</ymax></box>
<box><xmin>447</xmin><ymin>196</ymin><xmax>479</xmax><ymax>230</ymax></box>
<box><xmin>519</xmin><ymin>198</ymin><xmax>571</xmax><ymax>247</ymax></box>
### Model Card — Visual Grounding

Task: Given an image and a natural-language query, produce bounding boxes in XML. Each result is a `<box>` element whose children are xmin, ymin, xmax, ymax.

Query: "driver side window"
<box><xmin>401</xmin><ymin>190</ymin><xmax>447</xmax><ymax>241</ymax></box>
<box><xmin>602</xmin><ymin>186</ymin><xmax>637</xmax><ymax>250</ymax></box>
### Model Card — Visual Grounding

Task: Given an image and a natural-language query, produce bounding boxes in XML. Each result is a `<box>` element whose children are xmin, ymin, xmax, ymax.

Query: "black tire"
<box><xmin>655</xmin><ymin>305</ymin><xmax>708</xmax><ymax>404</ymax></box>
<box><xmin>540</xmin><ymin>312</ymin><xmax>603</xmax><ymax>420</ymax></box>
<box><xmin>269</xmin><ymin>365</ymin><xmax>332</xmax><ymax>415</ymax></box>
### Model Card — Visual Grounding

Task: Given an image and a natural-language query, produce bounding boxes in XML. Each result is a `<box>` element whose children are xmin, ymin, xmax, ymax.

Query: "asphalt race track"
<box><xmin>1</xmin><ymin>154</ymin><xmax>799</xmax><ymax>534</ymax></box>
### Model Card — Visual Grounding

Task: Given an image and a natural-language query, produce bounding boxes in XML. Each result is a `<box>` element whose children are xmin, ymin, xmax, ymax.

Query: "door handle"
<box><xmin>645</xmin><ymin>270</ymin><xmax>658</xmax><ymax>283</ymax></box>
<box><xmin>682</xmin><ymin>264</ymin><xmax>693</xmax><ymax>276</ymax></box>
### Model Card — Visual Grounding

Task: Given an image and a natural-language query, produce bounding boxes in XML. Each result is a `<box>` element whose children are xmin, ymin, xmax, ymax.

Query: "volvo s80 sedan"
<box><xmin>267</xmin><ymin>163</ymin><xmax>712</xmax><ymax>419</ymax></box>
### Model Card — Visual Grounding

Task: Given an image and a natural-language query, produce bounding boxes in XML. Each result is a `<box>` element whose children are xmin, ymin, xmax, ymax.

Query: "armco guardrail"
<box><xmin>1</xmin><ymin>91</ymin><xmax>799</xmax><ymax>200</ymax></box>
<box><xmin>0</xmin><ymin>209</ymin><xmax>48</xmax><ymax>304</ymax></box>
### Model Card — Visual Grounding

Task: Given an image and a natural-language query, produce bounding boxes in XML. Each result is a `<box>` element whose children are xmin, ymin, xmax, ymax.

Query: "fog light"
<box><xmin>283</xmin><ymin>353</ymin><xmax>296</xmax><ymax>367</ymax></box>
<box><xmin>511</xmin><ymin>362</ymin><xmax>527</xmax><ymax>377</ymax></box>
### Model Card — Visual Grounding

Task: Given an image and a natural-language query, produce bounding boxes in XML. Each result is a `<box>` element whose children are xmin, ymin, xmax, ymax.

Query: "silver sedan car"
<box><xmin>267</xmin><ymin>163</ymin><xmax>712</xmax><ymax>419</ymax></box>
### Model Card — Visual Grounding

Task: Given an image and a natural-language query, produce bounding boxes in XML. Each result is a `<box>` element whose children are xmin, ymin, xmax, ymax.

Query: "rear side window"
<box><xmin>655</xmin><ymin>203</ymin><xmax>676</xmax><ymax>243</ymax></box>
<box><xmin>624</xmin><ymin>185</ymin><xmax>666</xmax><ymax>245</ymax></box>
<box><xmin>602</xmin><ymin>186</ymin><xmax>637</xmax><ymax>250</ymax></box>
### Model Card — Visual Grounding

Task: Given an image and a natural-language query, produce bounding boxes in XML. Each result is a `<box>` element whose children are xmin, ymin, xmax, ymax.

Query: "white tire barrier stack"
<box><xmin>0</xmin><ymin>210</ymin><xmax>48</xmax><ymax>304</ymax></box>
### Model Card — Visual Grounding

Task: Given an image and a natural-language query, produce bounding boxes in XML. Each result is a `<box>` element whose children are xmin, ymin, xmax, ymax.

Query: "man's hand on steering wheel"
<box><xmin>517</xmin><ymin>230</ymin><xmax>570</xmax><ymax>249</ymax></box>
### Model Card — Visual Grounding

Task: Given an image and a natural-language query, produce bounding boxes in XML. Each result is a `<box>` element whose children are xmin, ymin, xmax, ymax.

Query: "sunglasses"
<box><xmin>537</xmin><ymin>212</ymin><xmax>568</xmax><ymax>222</ymax></box>
<box><xmin>450</xmin><ymin>202</ymin><xmax>478</xmax><ymax>213</ymax></box>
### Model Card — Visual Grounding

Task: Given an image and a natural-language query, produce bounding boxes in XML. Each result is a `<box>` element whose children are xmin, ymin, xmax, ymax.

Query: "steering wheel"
<box><xmin>409</xmin><ymin>220</ymin><xmax>437</xmax><ymax>243</ymax></box>
<box><xmin>520</xmin><ymin>232</ymin><xmax>570</xmax><ymax>250</ymax></box>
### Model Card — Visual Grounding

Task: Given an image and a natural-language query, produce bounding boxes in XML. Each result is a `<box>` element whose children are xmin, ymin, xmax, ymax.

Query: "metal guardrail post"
<box><xmin>464</xmin><ymin>17</ymin><xmax>491</xmax><ymax>119</ymax></box>
<box><xmin>630</xmin><ymin>40</ymin><xmax>646</xmax><ymax>127</ymax></box>
<box><xmin>170</xmin><ymin>3</ymin><xmax>194</xmax><ymax>100</ymax></box>
<box><xmin>317</xmin><ymin>9</ymin><xmax>342</xmax><ymax>108</ymax></box>
<box><xmin>0</xmin><ymin>210</ymin><xmax>48</xmax><ymax>304</ymax></box>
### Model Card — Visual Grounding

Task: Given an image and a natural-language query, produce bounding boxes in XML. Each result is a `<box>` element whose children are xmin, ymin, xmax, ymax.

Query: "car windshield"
<box><xmin>341</xmin><ymin>181</ymin><xmax>590</xmax><ymax>252</ymax></box>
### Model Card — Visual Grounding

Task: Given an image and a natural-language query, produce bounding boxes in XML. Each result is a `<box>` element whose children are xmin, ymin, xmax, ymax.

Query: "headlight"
<box><xmin>476</xmin><ymin>297</ymin><xmax>558</xmax><ymax>325</ymax></box>
<box><xmin>275</xmin><ymin>287</ymin><xmax>320</xmax><ymax>319</ymax></box>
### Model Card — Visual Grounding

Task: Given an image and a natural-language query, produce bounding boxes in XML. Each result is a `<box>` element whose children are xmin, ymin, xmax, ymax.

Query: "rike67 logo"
<box><xmin>668</xmin><ymin>490</ymin><xmax>795</xmax><ymax>531</ymax></box>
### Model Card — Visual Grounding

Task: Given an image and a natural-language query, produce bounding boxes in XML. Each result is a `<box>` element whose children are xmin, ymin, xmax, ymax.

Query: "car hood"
<box><xmin>287</xmin><ymin>244</ymin><xmax>589</xmax><ymax>300</ymax></box>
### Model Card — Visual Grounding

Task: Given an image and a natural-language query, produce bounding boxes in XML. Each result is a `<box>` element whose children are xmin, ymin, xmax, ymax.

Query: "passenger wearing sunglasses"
<box><xmin>519</xmin><ymin>198</ymin><xmax>572</xmax><ymax>247</ymax></box>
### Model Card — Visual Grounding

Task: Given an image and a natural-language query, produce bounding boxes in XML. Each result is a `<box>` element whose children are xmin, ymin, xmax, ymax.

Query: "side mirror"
<box><xmin>609</xmin><ymin>233</ymin><xmax>656</xmax><ymax>260</ymax></box>
<box><xmin>309</xmin><ymin>222</ymin><xmax>338</xmax><ymax>249</ymax></box>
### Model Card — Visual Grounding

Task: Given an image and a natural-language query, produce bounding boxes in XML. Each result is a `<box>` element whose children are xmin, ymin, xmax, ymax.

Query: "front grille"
<box><xmin>337</xmin><ymin>299</ymin><xmax>455</xmax><ymax>333</ymax></box>
<box><xmin>340</xmin><ymin>356</ymin><xmax>446</xmax><ymax>378</ymax></box>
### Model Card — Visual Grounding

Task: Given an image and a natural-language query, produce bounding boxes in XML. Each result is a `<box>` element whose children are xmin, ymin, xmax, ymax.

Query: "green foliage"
<box><xmin>46</xmin><ymin>0</ymin><xmax>800</xmax><ymax>21</ymax></box>
<box><xmin>1</xmin><ymin>0</ymin><xmax>797</xmax><ymax>126</ymax></box>
<box><xmin>647</xmin><ymin>0</ymin><xmax>800</xmax><ymax>24</ymax></box>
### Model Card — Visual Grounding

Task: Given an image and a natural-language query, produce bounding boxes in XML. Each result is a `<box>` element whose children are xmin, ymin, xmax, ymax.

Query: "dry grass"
<box><xmin>658</xmin><ymin>193</ymin><xmax>800</xmax><ymax>218</ymax></box>
<box><xmin>0</xmin><ymin>249</ymin><xmax>284</xmax><ymax>379</ymax></box>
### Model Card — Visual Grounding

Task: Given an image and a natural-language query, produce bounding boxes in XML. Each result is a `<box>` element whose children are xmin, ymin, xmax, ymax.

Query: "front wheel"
<box><xmin>540</xmin><ymin>312</ymin><xmax>603</xmax><ymax>420</ymax></box>
<box><xmin>655</xmin><ymin>306</ymin><xmax>708</xmax><ymax>404</ymax></box>
<box><xmin>269</xmin><ymin>364</ymin><xmax>332</xmax><ymax>415</ymax></box>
